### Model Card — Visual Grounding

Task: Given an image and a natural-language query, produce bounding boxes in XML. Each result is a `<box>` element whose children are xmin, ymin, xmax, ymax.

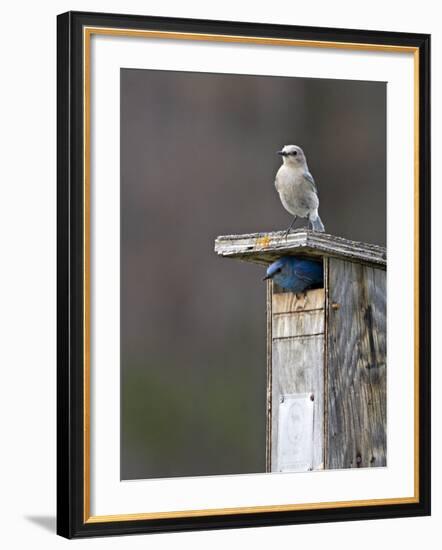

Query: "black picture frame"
<box><xmin>57</xmin><ymin>10</ymin><xmax>431</xmax><ymax>539</ymax></box>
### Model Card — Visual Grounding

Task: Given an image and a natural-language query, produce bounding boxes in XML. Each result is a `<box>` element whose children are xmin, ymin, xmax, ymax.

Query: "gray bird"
<box><xmin>275</xmin><ymin>145</ymin><xmax>325</xmax><ymax>237</ymax></box>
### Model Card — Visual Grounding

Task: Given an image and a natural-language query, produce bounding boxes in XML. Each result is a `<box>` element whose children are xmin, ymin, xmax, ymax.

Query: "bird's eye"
<box><xmin>292</xmin><ymin>151</ymin><xmax>298</xmax><ymax>156</ymax></box>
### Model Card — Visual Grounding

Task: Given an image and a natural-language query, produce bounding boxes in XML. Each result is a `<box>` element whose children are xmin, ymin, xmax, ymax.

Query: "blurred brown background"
<box><xmin>120</xmin><ymin>68</ymin><xmax>386</xmax><ymax>480</ymax></box>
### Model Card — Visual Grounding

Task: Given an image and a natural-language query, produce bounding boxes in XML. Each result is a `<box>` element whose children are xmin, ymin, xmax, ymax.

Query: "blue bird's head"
<box><xmin>263</xmin><ymin>256</ymin><xmax>323</xmax><ymax>293</ymax></box>
<box><xmin>263</xmin><ymin>257</ymin><xmax>287</xmax><ymax>281</ymax></box>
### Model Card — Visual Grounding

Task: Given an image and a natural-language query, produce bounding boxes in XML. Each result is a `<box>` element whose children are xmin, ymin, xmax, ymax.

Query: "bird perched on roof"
<box><xmin>263</xmin><ymin>256</ymin><xmax>323</xmax><ymax>293</ymax></box>
<box><xmin>275</xmin><ymin>145</ymin><xmax>325</xmax><ymax>237</ymax></box>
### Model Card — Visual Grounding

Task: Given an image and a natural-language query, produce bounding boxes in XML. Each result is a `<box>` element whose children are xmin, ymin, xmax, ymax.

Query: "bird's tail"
<box><xmin>311</xmin><ymin>214</ymin><xmax>325</xmax><ymax>232</ymax></box>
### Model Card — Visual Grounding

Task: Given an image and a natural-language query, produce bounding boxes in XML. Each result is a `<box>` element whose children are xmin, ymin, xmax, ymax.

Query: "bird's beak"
<box><xmin>263</xmin><ymin>274</ymin><xmax>272</xmax><ymax>281</ymax></box>
<box><xmin>277</xmin><ymin>150</ymin><xmax>286</xmax><ymax>156</ymax></box>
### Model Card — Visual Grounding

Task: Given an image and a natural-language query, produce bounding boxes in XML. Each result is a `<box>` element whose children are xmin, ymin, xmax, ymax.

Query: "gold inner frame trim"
<box><xmin>83</xmin><ymin>26</ymin><xmax>420</xmax><ymax>523</ymax></box>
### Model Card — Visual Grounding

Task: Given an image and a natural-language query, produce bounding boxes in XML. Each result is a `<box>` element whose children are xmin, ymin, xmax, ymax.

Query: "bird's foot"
<box><xmin>296</xmin><ymin>290</ymin><xmax>307</xmax><ymax>309</ymax></box>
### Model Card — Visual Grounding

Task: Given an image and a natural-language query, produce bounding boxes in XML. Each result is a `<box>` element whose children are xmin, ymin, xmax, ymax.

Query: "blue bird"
<box><xmin>263</xmin><ymin>256</ymin><xmax>323</xmax><ymax>293</ymax></box>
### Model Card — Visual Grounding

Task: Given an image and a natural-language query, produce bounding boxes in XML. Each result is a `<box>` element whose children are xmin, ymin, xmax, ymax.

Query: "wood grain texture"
<box><xmin>215</xmin><ymin>230</ymin><xmax>386</xmax><ymax>268</ymax></box>
<box><xmin>271</xmin><ymin>289</ymin><xmax>325</xmax><ymax>472</ymax></box>
<box><xmin>325</xmin><ymin>258</ymin><xmax>387</xmax><ymax>469</ymax></box>
<box><xmin>272</xmin><ymin>287</ymin><xmax>325</xmax><ymax>313</ymax></box>
<box><xmin>273</xmin><ymin>311</ymin><xmax>324</xmax><ymax>339</ymax></box>
<box><xmin>265</xmin><ymin>280</ymin><xmax>273</xmax><ymax>473</ymax></box>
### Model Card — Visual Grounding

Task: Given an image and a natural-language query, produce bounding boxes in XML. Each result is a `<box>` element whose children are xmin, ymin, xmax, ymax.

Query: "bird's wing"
<box><xmin>292</xmin><ymin>260</ymin><xmax>322</xmax><ymax>285</ymax></box>
<box><xmin>274</xmin><ymin>168</ymin><xmax>282</xmax><ymax>190</ymax></box>
<box><xmin>303</xmin><ymin>171</ymin><xmax>318</xmax><ymax>194</ymax></box>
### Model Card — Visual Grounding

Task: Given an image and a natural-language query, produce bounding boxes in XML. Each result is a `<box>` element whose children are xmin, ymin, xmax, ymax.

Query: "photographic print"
<box><xmin>57</xmin><ymin>11</ymin><xmax>430</xmax><ymax>538</ymax></box>
<box><xmin>120</xmin><ymin>68</ymin><xmax>386</xmax><ymax>480</ymax></box>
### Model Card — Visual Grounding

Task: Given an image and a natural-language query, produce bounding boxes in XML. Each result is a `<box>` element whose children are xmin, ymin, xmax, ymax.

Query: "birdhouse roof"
<box><xmin>214</xmin><ymin>230</ymin><xmax>386</xmax><ymax>268</ymax></box>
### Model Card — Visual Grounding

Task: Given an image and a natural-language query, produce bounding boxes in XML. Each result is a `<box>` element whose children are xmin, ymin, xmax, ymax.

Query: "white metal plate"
<box><xmin>277</xmin><ymin>393</ymin><xmax>315</xmax><ymax>472</ymax></box>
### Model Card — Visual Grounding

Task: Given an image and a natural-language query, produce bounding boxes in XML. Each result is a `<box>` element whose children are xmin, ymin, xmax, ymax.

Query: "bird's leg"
<box><xmin>295</xmin><ymin>291</ymin><xmax>308</xmax><ymax>302</ymax></box>
<box><xmin>283</xmin><ymin>216</ymin><xmax>297</xmax><ymax>239</ymax></box>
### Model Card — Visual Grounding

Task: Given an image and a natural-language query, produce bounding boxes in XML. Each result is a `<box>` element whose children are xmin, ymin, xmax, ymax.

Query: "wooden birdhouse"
<box><xmin>215</xmin><ymin>230</ymin><xmax>386</xmax><ymax>473</ymax></box>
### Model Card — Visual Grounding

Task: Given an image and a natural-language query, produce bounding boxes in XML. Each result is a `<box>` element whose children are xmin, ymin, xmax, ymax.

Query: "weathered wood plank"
<box><xmin>273</xmin><ymin>310</ymin><xmax>324</xmax><ymax>338</ymax></box>
<box><xmin>325</xmin><ymin>258</ymin><xmax>387</xmax><ymax>469</ymax></box>
<box><xmin>265</xmin><ymin>280</ymin><xmax>273</xmax><ymax>473</ymax></box>
<box><xmin>215</xmin><ymin>230</ymin><xmax>386</xmax><ymax>268</ymax></box>
<box><xmin>271</xmin><ymin>289</ymin><xmax>325</xmax><ymax>472</ymax></box>
<box><xmin>272</xmin><ymin>288</ymin><xmax>325</xmax><ymax>314</ymax></box>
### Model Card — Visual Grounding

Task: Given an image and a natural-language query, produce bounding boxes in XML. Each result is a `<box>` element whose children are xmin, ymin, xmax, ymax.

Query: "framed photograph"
<box><xmin>57</xmin><ymin>11</ymin><xmax>431</xmax><ymax>538</ymax></box>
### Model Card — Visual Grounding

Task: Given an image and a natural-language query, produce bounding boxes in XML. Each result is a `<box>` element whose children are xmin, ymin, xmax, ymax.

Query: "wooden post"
<box><xmin>215</xmin><ymin>230</ymin><xmax>387</xmax><ymax>473</ymax></box>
